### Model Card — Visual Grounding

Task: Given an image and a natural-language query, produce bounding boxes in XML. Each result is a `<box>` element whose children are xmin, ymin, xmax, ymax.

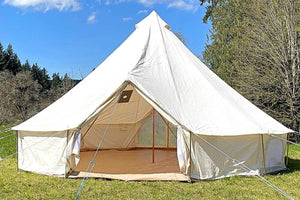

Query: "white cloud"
<box><xmin>4</xmin><ymin>0</ymin><xmax>81</xmax><ymax>11</ymax></box>
<box><xmin>87</xmin><ymin>13</ymin><xmax>97</xmax><ymax>24</ymax></box>
<box><xmin>122</xmin><ymin>17</ymin><xmax>132</xmax><ymax>22</ymax></box>
<box><xmin>117</xmin><ymin>0</ymin><xmax>198</xmax><ymax>12</ymax></box>
<box><xmin>137</xmin><ymin>9</ymin><xmax>148</xmax><ymax>14</ymax></box>
<box><xmin>167</xmin><ymin>0</ymin><xmax>198</xmax><ymax>12</ymax></box>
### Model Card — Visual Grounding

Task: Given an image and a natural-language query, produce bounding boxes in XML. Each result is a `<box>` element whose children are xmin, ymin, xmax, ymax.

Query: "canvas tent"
<box><xmin>13</xmin><ymin>11</ymin><xmax>293</xmax><ymax>180</ymax></box>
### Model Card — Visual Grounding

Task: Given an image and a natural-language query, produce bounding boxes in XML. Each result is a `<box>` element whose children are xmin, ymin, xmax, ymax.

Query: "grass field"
<box><xmin>0</xmin><ymin>125</ymin><xmax>300</xmax><ymax>199</ymax></box>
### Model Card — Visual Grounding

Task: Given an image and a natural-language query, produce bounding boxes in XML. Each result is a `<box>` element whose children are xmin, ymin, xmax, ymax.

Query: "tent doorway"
<box><xmin>70</xmin><ymin>84</ymin><xmax>186</xmax><ymax>180</ymax></box>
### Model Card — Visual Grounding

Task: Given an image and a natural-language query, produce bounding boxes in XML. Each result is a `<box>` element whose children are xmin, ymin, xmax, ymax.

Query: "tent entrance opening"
<box><xmin>74</xmin><ymin>85</ymin><xmax>179</xmax><ymax>176</ymax></box>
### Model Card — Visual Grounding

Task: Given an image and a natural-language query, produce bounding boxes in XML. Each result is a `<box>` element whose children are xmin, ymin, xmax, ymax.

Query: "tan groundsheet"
<box><xmin>71</xmin><ymin>149</ymin><xmax>188</xmax><ymax>181</ymax></box>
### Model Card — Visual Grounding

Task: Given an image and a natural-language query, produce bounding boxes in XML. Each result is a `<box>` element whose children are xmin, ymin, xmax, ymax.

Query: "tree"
<box><xmin>199</xmin><ymin>0</ymin><xmax>222</xmax><ymax>23</ymax></box>
<box><xmin>31</xmin><ymin>63</ymin><xmax>51</xmax><ymax>91</ymax></box>
<box><xmin>201</xmin><ymin>0</ymin><xmax>300</xmax><ymax>134</ymax></box>
<box><xmin>13</xmin><ymin>71</ymin><xmax>43</xmax><ymax>120</ymax></box>
<box><xmin>51</xmin><ymin>73</ymin><xmax>62</xmax><ymax>88</ymax></box>
<box><xmin>21</xmin><ymin>60</ymin><xmax>31</xmax><ymax>72</ymax></box>
<box><xmin>0</xmin><ymin>41</ymin><xmax>78</xmax><ymax>124</ymax></box>
<box><xmin>0</xmin><ymin>70</ymin><xmax>42</xmax><ymax>123</ymax></box>
<box><xmin>0</xmin><ymin>42</ymin><xmax>5</xmax><ymax>70</ymax></box>
<box><xmin>61</xmin><ymin>73</ymin><xmax>75</xmax><ymax>94</ymax></box>
<box><xmin>236</xmin><ymin>0</ymin><xmax>300</xmax><ymax>132</ymax></box>
<box><xmin>202</xmin><ymin>0</ymin><xmax>248</xmax><ymax>86</ymax></box>
<box><xmin>3</xmin><ymin>44</ymin><xmax>21</xmax><ymax>74</ymax></box>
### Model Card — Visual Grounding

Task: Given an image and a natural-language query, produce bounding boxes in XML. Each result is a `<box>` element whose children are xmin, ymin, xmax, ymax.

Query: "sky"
<box><xmin>0</xmin><ymin>0</ymin><xmax>211</xmax><ymax>79</ymax></box>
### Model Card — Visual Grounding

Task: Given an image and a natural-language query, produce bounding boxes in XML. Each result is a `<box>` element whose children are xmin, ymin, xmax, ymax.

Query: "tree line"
<box><xmin>200</xmin><ymin>0</ymin><xmax>300</xmax><ymax>137</ymax></box>
<box><xmin>0</xmin><ymin>42</ymin><xmax>76</xmax><ymax>124</ymax></box>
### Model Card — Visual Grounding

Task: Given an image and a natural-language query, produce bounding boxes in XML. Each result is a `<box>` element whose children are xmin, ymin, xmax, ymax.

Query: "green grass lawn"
<box><xmin>0</xmin><ymin>125</ymin><xmax>300</xmax><ymax>199</ymax></box>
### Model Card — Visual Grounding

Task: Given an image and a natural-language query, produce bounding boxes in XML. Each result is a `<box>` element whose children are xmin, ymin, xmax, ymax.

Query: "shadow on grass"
<box><xmin>285</xmin><ymin>158</ymin><xmax>300</xmax><ymax>173</ymax></box>
<box><xmin>270</xmin><ymin>158</ymin><xmax>300</xmax><ymax>175</ymax></box>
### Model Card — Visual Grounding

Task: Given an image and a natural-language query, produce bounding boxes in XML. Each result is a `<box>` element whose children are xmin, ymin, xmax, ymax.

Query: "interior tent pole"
<box><xmin>286</xmin><ymin>133</ymin><xmax>290</xmax><ymax>166</ymax></box>
<box><xmin>152</xmin><ymin>108</ymin><xmax>155</xmax><ymax>163</ymax></box>
<box><xmin>261</xmin><ymin>134</ymin><xmax>267</xmax><ymax>175</ymax></box>
<box><xmin>166</xmin><ymin>121</ymin><xmax>170</xmax><ymax>148</ymax></box>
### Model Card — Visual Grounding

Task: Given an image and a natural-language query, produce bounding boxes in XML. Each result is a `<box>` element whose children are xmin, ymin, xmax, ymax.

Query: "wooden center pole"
<box><xmin>152</xmin><ymin>108</ymin><xmax>155</xmax><ymax>163</ymax></box>
<box><xmin>166</xmin><ymin>121</ymin><xmax>170</xmax><ymax>148</ymax></box>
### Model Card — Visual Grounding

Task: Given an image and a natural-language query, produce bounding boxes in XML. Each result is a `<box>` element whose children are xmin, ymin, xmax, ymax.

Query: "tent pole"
<box><xmin>261</xmin><ymin>134</ymin><xmax>266</xmax><ymax>175</ymax></box>
<box><xmin>189</xmin><ymin>131</ymin><xmax>192</xmax><ymax>182</ymax></box>
<box><xmin>166</xmin><ymin>121</ymin><xmax>170</xmax><ymax>148</ymax></box>
<box><xmin>152</xmin><ymin>108</ymin><xmax>155</xmax><ymax>163</ymax></box>
<box><xmin>286</xmin><ymin>133</ymin><xmax>290</xmax><ymax>166</ymax></box>
<box><xmin>65</xmin><ymin>130</ymin><xmax>70</xmax><ymax>178</ymax></box>
<box><xmin>16</xmin><ymin>130</ymin><xmax>19</xmax><ymax>171</ymax></box>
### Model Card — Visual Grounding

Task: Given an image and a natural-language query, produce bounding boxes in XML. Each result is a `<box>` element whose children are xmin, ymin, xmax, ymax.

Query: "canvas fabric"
<box><xmin>12</xmin><ymin>11</ymin><xmax>292</xmax><ymax>136</ymax></box>
<box><xmin>13</xmin><ymin>11</ymin><xmax>292</xmax><ymax>178</ymax></box>
<box><xmin>177</xmin><ymin>127</ymin><xmax>287</xmax><ymax>179</ymax></box>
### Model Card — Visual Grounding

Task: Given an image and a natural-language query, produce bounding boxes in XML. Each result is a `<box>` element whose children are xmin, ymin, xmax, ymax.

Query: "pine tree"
<box><xmin>31</xmin><ymin>63</ymin><xmax>51</xmax><ymax>91</ymax></box>
<box><xmin>51</xmin><ymin>73</ymin><xmax>62</xmax><ymax>88</ymax></box>
<box><xmin>21</xmin><ymin>60</ymin><xmax>31</xmax><ymax>71</ymax></box>
<box><xmin>3</xmin><ymin>44</ymin><xmax>21</xmax><ymax>74</ymax></box>
<box><xmin>0</xmin><ymin>42</ymin><xmax>5</xmax><ymax>70</ymax></box>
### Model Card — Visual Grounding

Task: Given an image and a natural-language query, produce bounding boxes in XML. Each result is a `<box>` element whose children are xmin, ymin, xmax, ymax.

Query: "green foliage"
<box><xmin>0</xmin><ymin>43</ymin><xmax>5</xmax><ymax>67</ymax></box>
<box><xmin>31</xmin><ymin>63</ymin><xmax>51</xmax><ymax>91</ymax></box>
<box><xmin>201</xmin><ymin>0</ymin><xmax>300</xmax><ymax>132</ymax></box>
<box><xmin>51</xmin><ymin>73</ymin><xmax>62</xmax><ymax>88</ymax></box>
<box><xmin>2</xmin><ymin>44</ymin><xmax>21</xmax><ymax>75</ymax></box>
<box><xmin>202</xmin><ymin>0</ymin><xmax>247</xmax><ymax>86</ymax></box>
<box><xmin>0</xmin><ymin>71</ymin><xmax>42</xmax><ymax>122</ymax></box>
<box><xmin>21</xmin><ymin>60</ymin><xmax>31</xmax><ymax>72</ymax></box>
<box><xmin>199</xmin><ymin>0</ymin><xmax>222</xmax><ymax>23</ymax></box>
<box><xmin>0</xmin><ymin>42</ymin><xmax>77</xmax><ymax>124</ymax></box>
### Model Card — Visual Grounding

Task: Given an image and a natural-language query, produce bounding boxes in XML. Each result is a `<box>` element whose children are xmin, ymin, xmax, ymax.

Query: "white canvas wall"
<box><xmin>18</xmin><ymin>131</ymin><xmax>68</xmax><ymax>175</ymax></box>
<box><xmin>177</xmin><ymin>127</ymin><xmax>287</xmax><ymax>179</ymax></box>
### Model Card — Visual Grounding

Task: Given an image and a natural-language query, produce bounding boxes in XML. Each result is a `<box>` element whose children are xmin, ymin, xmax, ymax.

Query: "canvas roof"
<box><xmin>13</xmin><ymin>11</ymin><xmax>293</xmax><ymax>136</ymax></box>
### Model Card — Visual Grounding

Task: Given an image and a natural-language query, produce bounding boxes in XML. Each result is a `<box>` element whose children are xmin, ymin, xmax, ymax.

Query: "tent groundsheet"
<box><xmin>66</xmin><ymin>149</ymin><xmax>189</xmax><ymax>181</ymax></box>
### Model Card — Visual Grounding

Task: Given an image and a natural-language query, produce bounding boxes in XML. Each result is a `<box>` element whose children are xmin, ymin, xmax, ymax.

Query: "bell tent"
<box><xmin>12</xmin><ymin>11</ymin><xmax>293</xmax><ymax>181</ymax></box>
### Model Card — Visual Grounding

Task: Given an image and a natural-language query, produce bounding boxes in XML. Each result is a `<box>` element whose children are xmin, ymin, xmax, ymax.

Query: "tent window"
<box><xmin>118</xmin><ymin>90</ymin><xmax>133</xmax><ymax>103</ymax></box>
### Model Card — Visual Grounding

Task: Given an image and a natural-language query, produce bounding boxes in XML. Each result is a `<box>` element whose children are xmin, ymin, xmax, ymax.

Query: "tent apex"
<box><xmin>135</xmin><ymin>10</ymin><xmax>170</xmax><ymax>30</ymax></box>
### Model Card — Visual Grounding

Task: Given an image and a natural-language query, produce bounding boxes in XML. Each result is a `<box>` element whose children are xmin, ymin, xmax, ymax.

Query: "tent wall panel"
<box><xmin>177</xmin><ymin>127</ymin><xmax>287</xmax><ymax>179</ymax></box>
<box><xmin>138</xmin><ymin>110</ymin><xmax>177</xmax><ymax>147</ymax></box>
<box><xmin>263</xmin><ymin>134</ymin><xmax>286</xmax><ymax>173</ymax></box>
<box><xmin>18</xmin><ymin>131</ymin><xmax>68</xmax><ymax>175</ymax></box>
<box><xmin>81</xmin><ymin>123</ymin><xmax>144</xmax><ymax>150</ymax></box>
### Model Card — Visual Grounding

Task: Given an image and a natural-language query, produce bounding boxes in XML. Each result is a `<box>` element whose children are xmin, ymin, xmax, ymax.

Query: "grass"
<box><xmin>0</xmin><ymin>125</ymin><xmax>16</xmax><ymax>159</ymax></box>
<box><xmin>0</xmin><ymin>126</ymin><xmax>300</xmax><ymax>199</ymax></box>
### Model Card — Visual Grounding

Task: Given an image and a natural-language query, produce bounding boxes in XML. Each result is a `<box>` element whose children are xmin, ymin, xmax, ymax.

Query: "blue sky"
<box><xmin>0</xmin><ymin>0</ymin><xmax>211</xmax><ymax>79</ymax></box>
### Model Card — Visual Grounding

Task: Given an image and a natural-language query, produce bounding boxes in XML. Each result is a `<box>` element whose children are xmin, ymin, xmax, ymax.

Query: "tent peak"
<box><xmin>135</xmin><ymin>10</ymin><xmax>170</xmax><ymax>30</ymax></box>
